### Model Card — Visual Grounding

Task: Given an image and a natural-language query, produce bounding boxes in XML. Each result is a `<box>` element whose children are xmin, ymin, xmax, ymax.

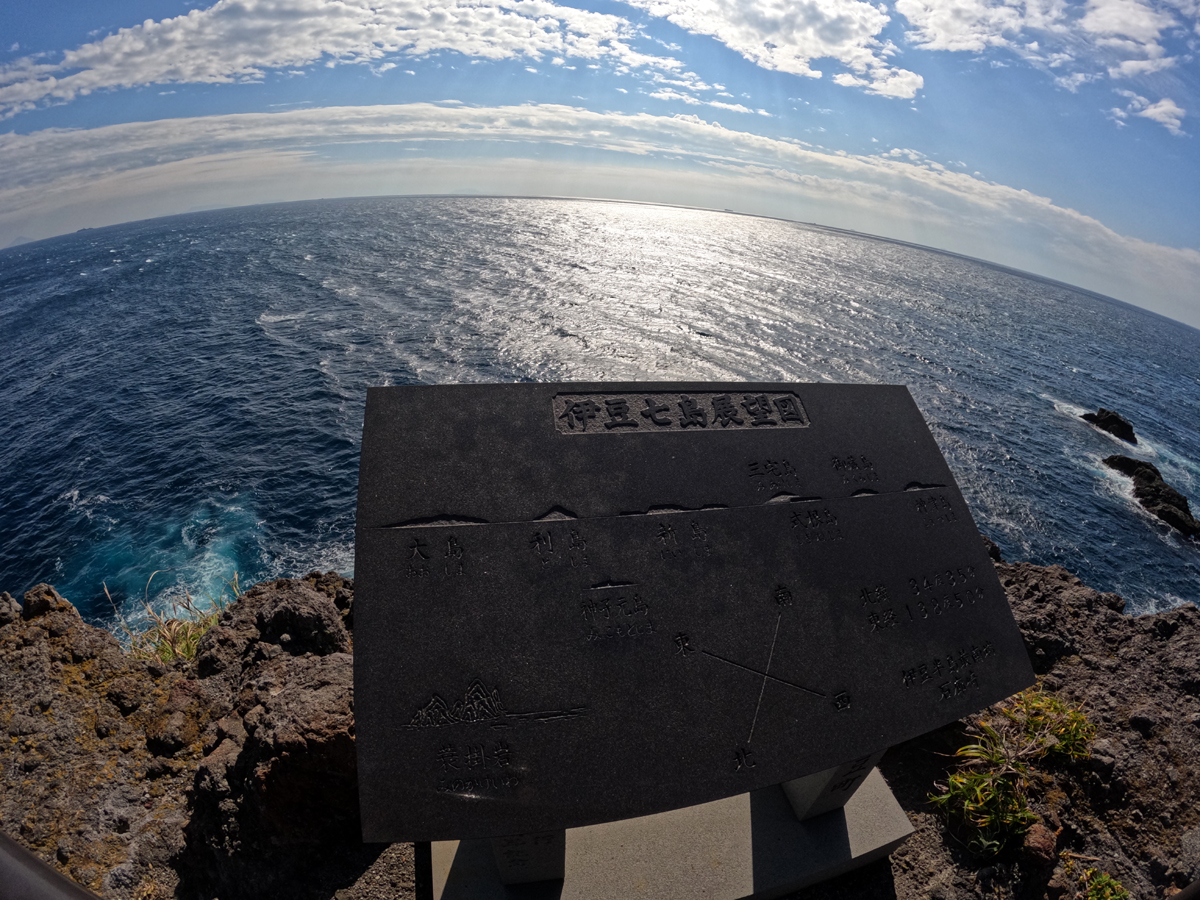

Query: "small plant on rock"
<box><xmin>1075</xmin><ymin>867</ymin><xmax>1130</xmax><ymax>900</ymax></box>
<box><xmin>931</xmin><ymin>682</ymin><xmax>1096</xmax><ymax>856</ymax></box>
<box><xmin>107</xmin><ymin>571</ymin><xmax>242</xmax><ymax>663</ymax></box>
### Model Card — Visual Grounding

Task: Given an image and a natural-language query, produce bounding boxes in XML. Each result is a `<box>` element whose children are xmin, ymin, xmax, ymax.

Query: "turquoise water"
<box><xmin>1</xmin><ymin>196</ymin><xmax>1198</xmax><ymax>624</ymax></box>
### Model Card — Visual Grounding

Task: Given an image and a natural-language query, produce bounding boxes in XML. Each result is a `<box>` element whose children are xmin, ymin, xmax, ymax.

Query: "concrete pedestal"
<box><xmin>421</xmin><ymin>768</ymin><xmax>913</xmax><ymax>900</ymax></box>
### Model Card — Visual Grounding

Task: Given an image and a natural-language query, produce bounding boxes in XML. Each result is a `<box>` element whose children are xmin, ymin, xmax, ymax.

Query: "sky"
<box><xmin>1</xmin><ymin>0</ymin><xmax>1198</xmax><ymax>327</ymax></box>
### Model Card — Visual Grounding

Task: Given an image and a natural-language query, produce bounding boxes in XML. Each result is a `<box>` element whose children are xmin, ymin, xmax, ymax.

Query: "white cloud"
<box><xmin>605</xmin><ymin>0</ymin><xmax>924</xmax><ymax>98</ymax></box>
<box><xmin>896</xmin><ymin>0</ymin><xmax>1034</xmax><ymax>52</ymax></box>
<box><xmin>649</xmin><ymin>87</ymin><xmax>701</xmax><ymax>104</ymax></box>
<box><xmin>1132</xmin><ymin>97</ymin><xmax>1187</xmax><ymax>134</ymax></box>
<box><xmin>0</xmin><ymin>103</ymin><xmax>1196</xmax><ymax>325</ymax></box>
<box><xmin>1079</xmin><ymin>0</ymin><xmax>1176</xmax><ymax>44</ymax></box>
<box><xmin>896</xmin><ymin>0</ymin><xmax>1196</xmax><ymax>98</ymax></box>
<box><xmin>0</xmin><ymin>0</ymin><xmax>687</xmax><ymax>118</ymax></box>
<box><xmin>708</xmin><ymin>100</ymin><xmax>754</xmax><ymax>113</ymax></box>
<box><xmin>1107</xmin><ymin>56</ymin><xmax>1175</xmax><ymax>76</ymax></box>
<box><xmin>1055</xmin><ymin>72</ymin><xmax>1100</xmax><ymax>91</ymax></box>
<box><xmin>1112</xmin><ymin>88</ymin><xmax>1187</xmax><ymax>133</ymax></box>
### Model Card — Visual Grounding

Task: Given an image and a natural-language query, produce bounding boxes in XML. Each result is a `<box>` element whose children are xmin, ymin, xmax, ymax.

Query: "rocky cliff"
<box><xmin>2</xmin><ymin>560</ymin><xmax>1198</xmax><ymax>900</ymax></box>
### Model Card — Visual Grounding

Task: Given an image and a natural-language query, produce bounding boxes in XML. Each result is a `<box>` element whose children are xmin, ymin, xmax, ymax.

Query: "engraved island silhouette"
<box><xmin>407</xmin><ymin>679</ymin><xmax>588</xmax><ymax>728</ymax></box>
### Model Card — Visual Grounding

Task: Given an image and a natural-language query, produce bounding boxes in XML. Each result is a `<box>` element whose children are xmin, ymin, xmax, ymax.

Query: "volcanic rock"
<box><xmin>0</xmin><ymin>584</ymin><xmax>195</xmax><ymax>899</ymax></box>
<box><xmin>0</xmin><ymin>573</ymin><xmax>366</xmax><ymax>900</ymax></box>
<box><xmin>184</xmin><ymin>576</ymin><xmax>359</xmax><ymax>896</ymax></box>
<box><xmin>1104</xmin><ymin>454</ymin><xmax>1200</xmax><ymax>538</ymax></box>
<box><xmin>1082</xmin><ymin>407</ymin><xmax>1137</xmax><ymax>444</ymax></box>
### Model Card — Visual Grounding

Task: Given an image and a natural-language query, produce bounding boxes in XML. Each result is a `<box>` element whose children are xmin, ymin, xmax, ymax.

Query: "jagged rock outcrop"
<box><xmin>1105</xmin><ymin>454</ymin><xmax>1200</xmax><ymax>538</ymax></box>
<box><xmin>0</xmin><ymin>573</ymin><xmax>369</xmax><ymax>900</ymax></box>
<box><xmin>0</xmin><ymin>585</ymin><xmax>196</xmax><ymax>899</ymax></box>
<box><xmin>1082</xmin><ymin>408</ymin><xmax>1137</xmax><ymax>444</ymax></box>
<box><xmin>185</xmin><ymin>576</ymin><xmax>359</xmax><ymax>897</ymax></box>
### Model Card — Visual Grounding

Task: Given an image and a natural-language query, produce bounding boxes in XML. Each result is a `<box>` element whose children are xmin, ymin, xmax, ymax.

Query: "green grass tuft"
<box><xmin>930</xmin><ymin>682</ymin><xmax>1096</xmax><ymax>856</ymax></box>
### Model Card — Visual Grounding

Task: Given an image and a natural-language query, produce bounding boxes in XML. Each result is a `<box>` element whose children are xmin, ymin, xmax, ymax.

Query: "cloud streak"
<box><xmin>0</xmin><ymin>0</ymin><xmax>934</xmax><ymax>119</ymax></box>
<box><xmin>2</xmin><ymin>0</ymin><xmax>1193</xmax><ymax>122</ymax></box>
<box><xmin>1</xmin><ymin>103</ymin><xmax>1197</xmax><ymax>325</ymax></box>
<box><xmin>0</xmin><ymin>0</ymin><xmax>685</xmax><ymax>118</ymax></box>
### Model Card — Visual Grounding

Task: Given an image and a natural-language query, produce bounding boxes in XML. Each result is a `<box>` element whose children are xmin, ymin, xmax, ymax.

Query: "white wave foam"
<box><xmin>57</xmin><ymin>488</ymin><xmax>115</xmax><ymax>521</ymax></box>
<box><xmin>256</xmin><ymin>311</ymin><xmax>307</xmax><ymax>324</ymax></box>
<box><xmin>1041</xmin><ymin>393</ymin><xmax>1089</xmax><ymax>419</ymax></box>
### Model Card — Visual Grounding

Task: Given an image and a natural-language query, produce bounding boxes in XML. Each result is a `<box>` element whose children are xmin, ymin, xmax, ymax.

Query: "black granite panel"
<box><xmin>354</xmin><ymin>383</ymin><xmax>1034</xmax><ymax>842</ymax></box>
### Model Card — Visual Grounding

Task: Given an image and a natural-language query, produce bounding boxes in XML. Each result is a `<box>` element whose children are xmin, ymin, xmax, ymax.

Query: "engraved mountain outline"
<box><xmin>408</xmin><ymin>679</ymin><xmax>506</xmax><ymax>727</ymax></box>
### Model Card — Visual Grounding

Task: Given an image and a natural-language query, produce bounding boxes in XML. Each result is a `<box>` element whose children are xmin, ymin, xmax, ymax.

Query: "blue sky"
<box><xmin>2</xmin><ymin>0</ymin><xmax>1198</xmax><ymax>326</ymax></box>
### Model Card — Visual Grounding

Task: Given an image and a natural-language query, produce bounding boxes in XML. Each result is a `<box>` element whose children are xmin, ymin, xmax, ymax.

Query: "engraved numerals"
<box><xmin>866</xmin><ymin>565</ymin><xmax>987</xmax><ymax>633</ymax></box>
<box><xmin>910</xmin><ymin>565</ymin><xmax>977</xmax><ymax>593</ymax></box>
<box><xmin>906</xmin><ymin>565</ymin><xmax>983</xmax><ymax>616</ymax></box>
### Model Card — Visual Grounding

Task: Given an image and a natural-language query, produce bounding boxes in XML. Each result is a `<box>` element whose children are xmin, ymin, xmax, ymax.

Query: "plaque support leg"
<box><xmin>780</xmin><ymin>750</ymin><xmax>886</xmax><ymax>821</ymax></box>
<box><xmin>490</xmin><ymin>830</ymin><xmax>566</xmax><ymax>884</ymax></box>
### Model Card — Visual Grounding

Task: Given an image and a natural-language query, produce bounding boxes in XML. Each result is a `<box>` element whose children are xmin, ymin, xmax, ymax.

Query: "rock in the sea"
<box><xmin>980</xmin><ymin>535</ymin><xmax>1004</xmax><ymax>563</ymax></box>
<box><xmin>1082</xmin><ymin>407</ymin><xmax>1137</xmax><ymax>444</ymax></box>
<box><xmin>1104</xmin><ymin>454</ymin><xmax>1200</xmax><ymax>538</ymax></box>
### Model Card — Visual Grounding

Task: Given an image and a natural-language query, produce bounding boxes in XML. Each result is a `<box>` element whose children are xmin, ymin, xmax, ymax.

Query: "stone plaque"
<box><xmin>354</xmin><ymin>382</ymin><xmax>1034</xmax><ymax>842</ymax></box>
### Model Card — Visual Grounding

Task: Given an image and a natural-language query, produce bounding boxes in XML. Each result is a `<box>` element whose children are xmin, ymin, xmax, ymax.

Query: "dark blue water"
<box><xmin>1</xmin><ymin>196</ymin><xmax>1198</xmax><ymax>627</ymax></box>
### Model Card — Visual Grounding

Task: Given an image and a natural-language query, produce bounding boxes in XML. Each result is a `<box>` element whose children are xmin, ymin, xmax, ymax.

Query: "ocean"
<box><xmin>1</xmin><ymin>196</ymin><xmax>1198</xmax><ymax>627</ymax></box>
